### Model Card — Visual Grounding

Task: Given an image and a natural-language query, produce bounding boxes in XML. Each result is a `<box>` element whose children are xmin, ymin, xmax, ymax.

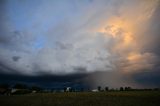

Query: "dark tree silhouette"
<box><xmin>120</xmin><ymin>87</ymin><xmax>124</xmax><ymax>91</ymax></box>
<box><xmin>98</xmin><ymin>86</ymin><xmax>101</xmax><ymax>91</ymax></box>
<box><xmin>63</xmin><ymin>87</ymin><xmax>67</xmax><ymax>92</ymax></box>
<box><xmin>124</xmin><ymin>87</ymin><xmax>132</xmax><ymax>91</ymax></box>
<box><xmin>105</xmin><ymin>87</ymin><xmax>109</xmax><ymax>91</ymax></box>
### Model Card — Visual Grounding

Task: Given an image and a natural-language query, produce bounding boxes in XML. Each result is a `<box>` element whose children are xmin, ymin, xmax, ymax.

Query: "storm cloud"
<box><xmin>0</xmin><ymin>0</ymin><xmax>160</xmax><ymax>88</ymax></box>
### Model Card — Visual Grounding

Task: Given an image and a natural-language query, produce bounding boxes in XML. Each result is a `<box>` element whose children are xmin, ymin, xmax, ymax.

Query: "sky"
<box><xmin>0</xmin><ymin>0</ymin><xmax>160</xmax><ymax>89</ymax></box>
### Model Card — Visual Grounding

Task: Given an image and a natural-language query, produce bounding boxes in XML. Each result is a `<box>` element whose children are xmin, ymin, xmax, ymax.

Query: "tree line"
<box><xmin>0</xmin><ymin>83</ymin><xmax>159</xmax><ymax>95</ymax></box>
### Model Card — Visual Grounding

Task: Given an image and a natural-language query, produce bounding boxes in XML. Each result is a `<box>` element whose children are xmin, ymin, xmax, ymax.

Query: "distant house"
<box><xmin>66</xmin><ymin>87</ymin><xmax>72</xmax><ymax>92</ymax></box>
<box><xmin>32</xmin><ymin>90</ymin><xmax>37</xmax><ymax>93</ymax></box>
<box><xmin>11</xmin><ymin>88</ymin><xmax>18</xmax><ymax>94</ymax></box>
<box><xmin>91</xmin><ymin>89</ymin><xmax>99</xmax><ymax>92</ymax></box>
<box><xmin>11</xmin><ymin>88</ymin><xmax>31</xmax><ymax>94</ymax></box>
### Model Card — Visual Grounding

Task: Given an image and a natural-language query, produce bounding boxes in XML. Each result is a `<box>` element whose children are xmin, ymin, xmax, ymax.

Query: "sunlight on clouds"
<box><xmin>127</xmin><ymin>52</ymin><xmax>142</xmax><ymax>61</ymax></box>
<box><xmin>123</xmin><ymin>52</ymin><xmax>157</xmax><ymax>73</ymax></box>
<box><xmin>98</xmin><ymin>16</ymin><xmax>135</xmax><ymax>47</ymax></box>
<box><xmin>123</xmin><ymin>33</ymin><xmax>133</xmax><ymax>45</ymax></box>
<box><xmin>95</xmin><ymin>0</ymin><xmax>159</xmax><ymax>74</ymax></box>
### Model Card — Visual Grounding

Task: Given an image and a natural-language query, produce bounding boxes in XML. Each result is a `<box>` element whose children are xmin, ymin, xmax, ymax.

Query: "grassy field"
<box><xmin>0</xmin><ymin>91</ymin><xmax>160</xmax><ymax>106</ymax></box>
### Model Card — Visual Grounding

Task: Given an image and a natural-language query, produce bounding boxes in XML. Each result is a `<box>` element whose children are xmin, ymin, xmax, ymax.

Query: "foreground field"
<box><xmin>0</xmin><ymin>91</ymin><xmax>160</xmax><ymax>106</ymax></box>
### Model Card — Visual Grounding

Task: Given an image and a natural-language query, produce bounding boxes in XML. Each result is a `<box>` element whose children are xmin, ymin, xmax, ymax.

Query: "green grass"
<box><xmin>0</xmin><ymin>91</ymin><xmax>160</xmax><ymax>106</ymax></box>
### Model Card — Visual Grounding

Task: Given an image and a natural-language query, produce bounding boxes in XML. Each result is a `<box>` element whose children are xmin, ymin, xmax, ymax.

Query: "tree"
<box><xmin>64</xmin><ymin>87</ymin><xmax>67</xmax><ymax>92</ymax></box>
<box><xmin>97</xmin><ymin>86</ymin><xmax>101</xmax><ymax>91</ymax></box>
<box><xmin>124</xmin><ymin>87</ymin><xmax>132</xmax><ymax>91</ymax></box>
<box><xmin>120</xmin><ymin>87</ymin><xmax>124</xmax><ymax>91</ymax></box>
<box><xmin>105</xmin><ymin>87</ymin><xmax>109</xmax><ymax>91</ymax></box>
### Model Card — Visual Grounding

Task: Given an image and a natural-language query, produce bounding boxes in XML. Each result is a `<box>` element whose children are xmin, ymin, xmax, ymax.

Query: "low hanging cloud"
<box><xmin>0</xmin><ymin>0</ymin><xmax>160</xmax><ymax>84</ymax></box>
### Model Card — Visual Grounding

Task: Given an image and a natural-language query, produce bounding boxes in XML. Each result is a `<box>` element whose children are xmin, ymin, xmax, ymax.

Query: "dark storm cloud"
<box><xmin>132</xmin><ymin>70</ymin><xmax>160</xmax><ymax>88</ymax></box>
<box><xmin>0</xmin><ymin>73</ymin><xmax>88</xmax><ymax>88</ymax></box>
<box><xmin>0</xmin><ymin>73</ymin><xmax>86</xmax><ymax>83</ymax></box>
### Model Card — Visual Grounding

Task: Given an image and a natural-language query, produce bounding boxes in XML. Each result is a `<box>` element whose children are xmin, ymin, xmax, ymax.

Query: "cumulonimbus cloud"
<box><xmin>0</xmin><ymin>0</ymin><xmax>160</xmax><ymax>77</ymax></box>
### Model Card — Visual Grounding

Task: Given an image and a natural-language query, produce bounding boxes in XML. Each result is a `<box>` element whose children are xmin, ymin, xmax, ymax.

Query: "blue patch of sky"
<box><xmin>6</xmin><ymin>0</ymin><xmax>39</xmax><ymax>31</ymax></box>
<box><xmin>32</xmin><ymin>35</ymin><xmax>46</xmax><ymax>50</ymax></box>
